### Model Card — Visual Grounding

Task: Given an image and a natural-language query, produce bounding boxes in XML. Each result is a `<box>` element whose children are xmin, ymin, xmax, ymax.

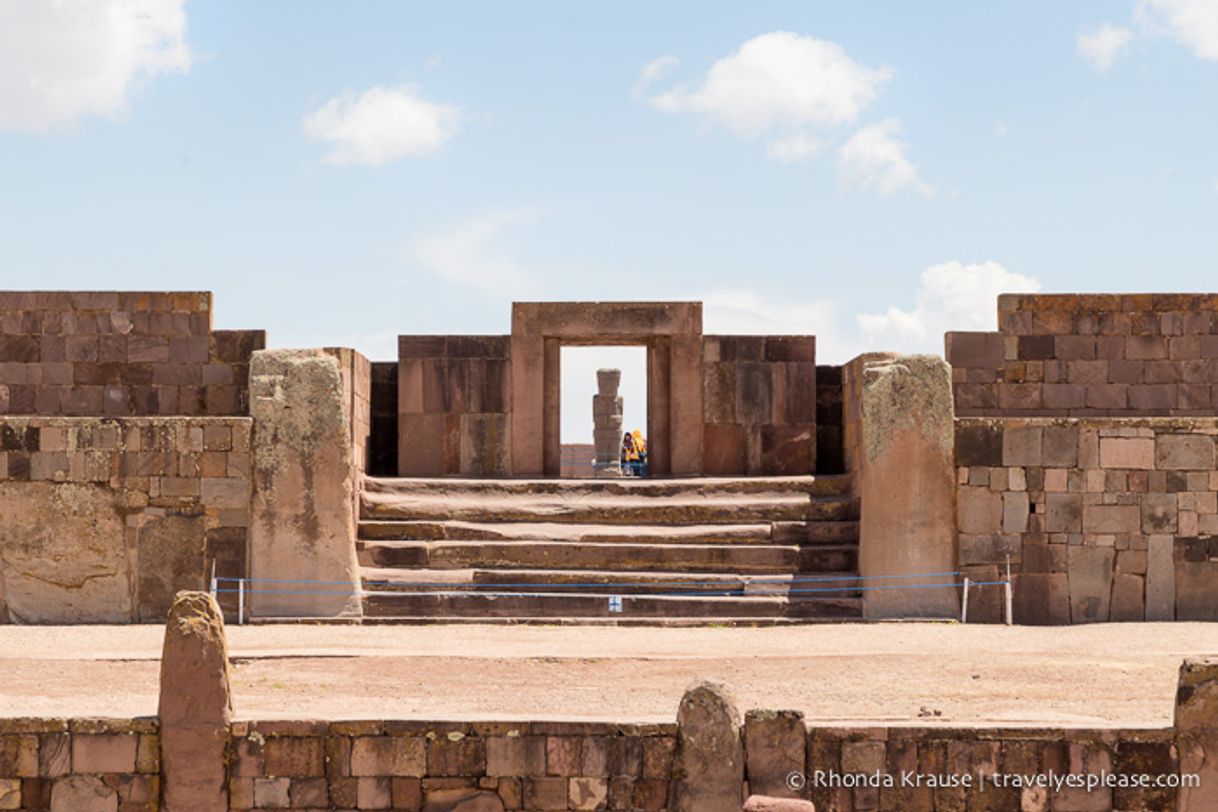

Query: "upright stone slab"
<box><xmin>850</xmin><ymin>355</ymin><xmax>959</xmax><ymax>618</ymax></box>
<box><xmin>1176</xmin><ymin>657</ymin><xmax>1218</xmax><ymax>811</ymax></box>
<box><xmin>744</xmin><ymin>710</ymin><xmax>806</xmax><ymax>799</ymax></box>
<box><xmin>593</xmin><ymin>368</ymin><xmax>623</xmax><ymax>476</ymax></box>
<box><xmin>249</xmin><ymin>349</ymin><xmax>362</xmax><ymax>618</ymax></box>
<box><xmin>669</xmin><ymin>680</ymin><xmax>745</xmax><ymax>812</ymax></box>
<box><xmin>158</xmin><ymin>592</ymin><xmax>232</xmax><ymax>812</ymax></box>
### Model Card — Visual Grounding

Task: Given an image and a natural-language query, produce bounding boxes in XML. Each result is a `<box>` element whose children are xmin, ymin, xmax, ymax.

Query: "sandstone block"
<box><xmin>744</xmin><ymin>710</ymin><xmax>805</xmax><ymax>799</ymax></box>
<box><xmin>486</xmin><ymin>736</ymin><xmax>546</xmax><ymax>777</ymax></box>
<box><xmin>669</xmin><ymin>680</ymin><xmax>744</xmax><ymax>812</ymax></box>
<box><xmin>249</xmin><ymin>350</ymin><xmax>361</xmax><ymax>618</ymax></box>
<box><xmin>351</xmin><ymin>736</ymin><xmax>426</xmax><ymax>777</ymax></box>
<box><xmin>158</xmin><ymin>592</ymin><xmax>232</xmax><ymax>812</ymax></box>
<box><xmin>569</xmin><ymin>777</ymin><xmax>608</xmax><ymax>811</ymax></box>
<box><xmin>1013</xmin><ymin>573</ymin><xmax>1070</xmax><ymax>625</ymax></box>
<box><xmin>1099</xmin><ymin>437</ymin><xmax>1153</xmax><ymax>469</ymax></box>
<box><xmin>1044</xmin><ymin>493</ymin><xmax>1082</xmax><ymax>533</ymax></box>
<box><xmin>1156</xmin><ymin>435</ymin><xmax>1215</xmax><ymax>470</ymax></box>
<box><xmin>1002</xmin><ymin>426</ymin><xmax>1042</xmax><ymax>466</ymax></box>
<box><xmin>1110</xmin><ymin>573</ymin><xmax>1145</xmax><ymax>622</ymax></box>
<box><xmin>1083</xmin><ymin>504</ymin><xmax>1139</xmax><ymax>534</ymax></box>
<box><xmin>71</xmin><ymin>734</ymin><xmax>136</xmax><ymax>774</ymax></box>
<box><xmin>1068</xmin><ymin>547</ymin><xmax>1115</xmax><ymax>623</ymax></box>
<box><xmin>49</xmin><ymin>775</ymin><xmax>117</xmax><ymax>812</ymax></box>
<box><xmin>743</xmin><ymin>797</ymin><xmax>816</xmax><ymax>812</ymax></box>
<box><xmin>1146</xmin><ymin>534</ymin><xmax>1176</xmax><ymax>621</ymax></box>
<box><xmin>253</xmin><ymin>777</ymin><xmax>289</xmax><ymax>808</ymax></box>
<box><xmin>1141</xmin><ymin>493</ymin><xmax>1178</xmax><ymax>534</ymax></box>
<box><xmin>423</xmin><ymin>787</ymin><xmax>507</xmax><ymax>810</ymax></box>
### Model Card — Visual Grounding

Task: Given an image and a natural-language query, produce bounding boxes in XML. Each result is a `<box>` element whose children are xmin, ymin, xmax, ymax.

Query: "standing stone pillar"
<box><xmin>669</xmin><ymin>680</ymin><xmax>745</xmax><ymax>812</ymax></box>
<box><xmin>158</xmin><ymin>592</ymin><xmax>232</xmax><ymax>812</ymax></box>
<box><xmin>1176</xmin><ymin>657</ymin><xmax>1218</xmax><ymax>811</ymax></box>
<box><xmin>594</xmin><ymin>368</ymin><xmax>623</xmax><ymax>476</ymax></box>
<box><xmin>847</xmin><ymin>354</ymin><xmax>959</xmax><ymax>619</ymax></box>
<box><xmin>249</xmin><ymin>350</ymin><xmax>362</xmax><ymax>618</ymax></box>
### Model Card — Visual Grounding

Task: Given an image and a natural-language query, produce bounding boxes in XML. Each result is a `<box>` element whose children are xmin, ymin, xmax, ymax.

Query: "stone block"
<box><xmin>1002</xmin><ymin>426</ymin><xmax>1042</xmax><ymax>467</ymax></box>
<box><xmin>49</xmin><ymin>775</ymin><xmax>117</xmax><ymax>812</ymax></box>
<box><xmin>1146</xmin><ymin>535</ymin><xmax>1176</xmax><ymax>621</ymax></box>
<box><xmin>1099</xmin><ymin>437</ymin><xmax>1153</xmax><ymax>469</ymax></box>
<box><xmin>351</xmin><ymin>736</ymin><xmax>425</xmax><ymax>777</ymax></box>
<box><xmin>1083</xmin><ymin>504</ymin><xmax>1139</xmax><ymax>534</ymax></box>
<box><xmin>704</xmin><ymin>424</ymin><xmax>746</xmax><ymax>476</ymax></box>
<box><xmin>1156</xmin><ymin>435</ymin><xmax>1215</xmax><ymax>470</ymax></box>
<box><xmin>1175</xmin><ymin>658</ymin><xmax>1218</xmax><ymax>811</ymax></box>
<box><xmin>1141</xmin><ymin>493</ymin><xmax>1178</xmax><ymax>534</ymax></box>
<box><xmin>1041</xmin><ymin>426</ymin><xmax>1078</xmax><ymax>467</ymax></box>
<box><xmin>1003</xmin><ymin>492</ymin><xmax>1030</xmax><ymax>533</ymax></box>
<box><xmin>945</xmin><ymin>332</ymin><xmax>1004</xmax><ymax>369</ymax></box>
<box><xmin>1110</xmin><ymin>573</ymin><xmax>1144</xmax><ymax>621</ymax></box>
<box><xmin>958</xmin><ymin>487</ymin><xmax>1002</xmax><ymax>535</ymax></box>
<box><xmin>1044</xmin><ymin>493</ymin><xmax>1082</xmax><ymax>533</ymax></box>
<box><xmin>72</xmin><ymin>734</ymin><xmax>137</xmax><ymax>773</ymax></box>
<box><xmin>253</xmin><ymin>777</ymin><xmax>290</xmax><ymax>808</ymax></box>
<box><xmin>744</xmin><ymin>710</ymin><xmax>805</xmax><ymax>799</ymax></box>
<box><xmin>1013</xmin><ymin>573</ymin><xmax>1070</xmax><ymax>625</ymax></box>
<box><xmin>954</xmin><ymin>422</ymin><xmax>1003</xmax><ymax>467</ymax></box>
<box><xmin>669</xmin><ymin>681</ymin><xmax>744</xmax><ymax>812</ymax></box>
<box><xmin>487</xmin><ymin>736</ymin><xmax>546</xmax><ymax>777</ymax></box>
<box><xmin>1068</xmin><ymin>546</ymin><xmax>1115</xmax><ymax>623</ymax></box>
<box><xmin>1177</xmin><ymin>561</ymin><xmax>1218</xmax><ymax>621</ymax></box>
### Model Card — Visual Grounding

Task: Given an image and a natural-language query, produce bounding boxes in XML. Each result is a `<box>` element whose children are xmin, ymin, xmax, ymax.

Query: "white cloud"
<box><xmin>857</xmin><ymin>261</ymin><xmax>1041</xmax><ymax>352</ymax></box>
<box><xmin>304</xmin><ymin>84</ymin><xmax>459</xmax><ymax>166</ymax></box>
<box><xmin>835</xmin><ymin>118</ymin><xmax>931</xmax><ymax>197</ymax></box>
<box><xmin>1138</xmin><ymin>0</ymin><xmax>1218</xmax><ymax>60</ymax></box>
<box><xmin>0</xmin><ymin>0</ymin><xmax>190</xmax><ymax>132</ymax></box>
<box><xmin>635</xmin><ymin>55</ymin><xmax>679</xmax><ymax>94</ymax></box>
<box><xmin>1077</xmin><ymin>23</ymin><xmax>1134</xmax><ymax>71</ymax></box>
<box><xmin>766</xmin><ymin>133</ymin><xmax>822</xmax><ymax>163</ymax></box>
<box><xmin>409</xmin><ymin>208</ymin><xmax>539</xmax><ymax>298</ymax></box>
<box><xmin>648</xmin><ymin>31</ymin><xmax>892</xmax><ymax>139</ymax></box>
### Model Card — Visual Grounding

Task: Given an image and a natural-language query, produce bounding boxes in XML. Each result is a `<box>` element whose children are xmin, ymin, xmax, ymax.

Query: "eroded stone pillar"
<box><xmin>1177</xmin><ymin>656</ymin><xmax>1218</xmax><ymax>811</ymax></box>
<box><xmin>848</xmin><ymin>354</ymin><xmax>959</xmax><ymax>619</ymax></box>
<box><xmin>744</xmin><ymin>709</ymin><xmax>806</xmax><ymax>799</ymax></box>
<box><xmin>158</xmin><ymin>591</ymin><xmax>232</xmax><ymax>812</ymax></box>
<box><xmin>594</xmin><ymin>368</ymin><xmax>623</xmax><ymax>476</ymax></box>
<box><xmin>249</xmin><ymin>349</ymin><xmax>362</xmax><ymax>618</ymax></box>
<box><xmin>669</xmin><ymin>680</ymin><xmax>744</xmax><ymax>812</ymax></box>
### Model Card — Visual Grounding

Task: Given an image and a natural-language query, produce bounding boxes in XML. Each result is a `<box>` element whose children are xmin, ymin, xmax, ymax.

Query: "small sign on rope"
<box><xmin>608</xmin><ymin>595</ymin><xmax>623</xmax><ymax>613</ymax></box>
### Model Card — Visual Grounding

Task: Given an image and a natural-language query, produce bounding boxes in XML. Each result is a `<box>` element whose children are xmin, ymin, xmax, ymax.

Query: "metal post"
<box><xmin>238</xmin><ymin>578</ymin><xmax>246</xmax><ymax>626</ymax></box>
<box><xmin>209</xmin><ymin>560</ymin><xmax>217</xmax><ymax>600</ymax></box>
<box><xmin>961</xmin><ymin>577</ymin><xmax>970</xmax><ymax>624</ymax></box>
<box><xmin>1004</xmin><ymin>581</ymin><xmax>1013</xmax><ymax>626</ymax></box>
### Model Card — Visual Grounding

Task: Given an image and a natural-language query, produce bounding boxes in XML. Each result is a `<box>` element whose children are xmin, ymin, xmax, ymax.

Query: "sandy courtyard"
<box><xmin>3</xmin><ymin>622</ymin><xmax>1216</xmax><ymax>727</ymax></box>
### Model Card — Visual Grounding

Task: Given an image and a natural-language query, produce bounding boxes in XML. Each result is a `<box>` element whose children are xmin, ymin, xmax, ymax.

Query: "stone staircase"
<box><xmin>356</xmin><ymin>475</ymin><xmax>862</xmax><ymax>623</ymax></box>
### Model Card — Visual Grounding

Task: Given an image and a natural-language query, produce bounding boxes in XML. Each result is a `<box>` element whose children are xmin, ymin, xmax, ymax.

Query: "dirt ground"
<box><xmin>3</xmin><ymin>622</ymin><xmax>1216</xmax><ymax>726</ymax></box>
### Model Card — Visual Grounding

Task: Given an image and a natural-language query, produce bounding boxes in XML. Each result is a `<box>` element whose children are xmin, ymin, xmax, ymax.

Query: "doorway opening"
<box><xmin>559</xmin><ymin>346</ymin><xmax>647</xmax><ymax>478</ymax></box>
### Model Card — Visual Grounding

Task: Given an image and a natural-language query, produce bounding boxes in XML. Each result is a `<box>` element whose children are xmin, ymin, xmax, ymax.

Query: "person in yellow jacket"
<box><xmin>621</xmin><ymin>429</ymin><xmax>648</xmax><ymax>476</ymax></box>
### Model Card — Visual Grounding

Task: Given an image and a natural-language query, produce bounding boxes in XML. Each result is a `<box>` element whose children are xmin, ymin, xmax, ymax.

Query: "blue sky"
<box><xmin>1</xmin><ymin>1</ymin><xmax>1217</xmax><ymax>437</ymax></box>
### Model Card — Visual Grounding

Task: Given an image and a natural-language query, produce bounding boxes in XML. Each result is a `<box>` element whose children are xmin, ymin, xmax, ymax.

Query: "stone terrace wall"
<box><xmin>0</xmin><ymin>291</ymin><xmax>265</xmax><ymax>417</ymax></box>
<box><xmin>947</xmin><ymin>294</ymin><xmax>1218</xmax><ymax>416</ymax></box>
<box><xmin>0</xmin><ymin>416</ymin><xmax>252</xmax><ymax>623</ymax></box>
<box><xmin>397</xmin><ymin>336</ymin><xmax>512</xmax><ymax>477</ymax></box>
<box><xmin>956</xmin><ymin>417</ymin><xmax>1218</xmax><ymax>624</ymax></box>
<box><xmin>806</xmin><ymin>725</ymin><xmax>1176</xmax><ymax>812</ymax></box>
<box><xmin>228</xmin><ymin>719</ymin><xmax>675</xmax><ymax>811</ymax></box>
<box><xmin>702</xmin><ymin>336</ymin><xmax>817</xmax><ymax>475</ymax></box>
<box><xmin>0</xmin><ymin>717</ymin><xmax>160</xmax><ymax>811</ymax></box>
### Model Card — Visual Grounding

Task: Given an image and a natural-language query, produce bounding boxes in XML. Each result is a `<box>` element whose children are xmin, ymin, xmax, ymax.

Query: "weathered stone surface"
<box><xmin>0</xmin><ymin>482</ymin><xmax>131</xmax><ymax>623</ymax></box>
<box><xmin>1109</xmin><ymin>573</ymin><xmax>1144</xmax><ymax>622</ymax></box>
<box><xmin>249</xmin><ymin>350</ymin><xmax>361</xmax><ymax>618</ymax></box>
<box><xmin>1013</xmin><ymin>573</ymin><xmax>1069</xmax><ymax>625</ymax></box>
<box><xmin>744</xmin><ymin>710</ymin><xmax>805</xmax><ymax>798</ymax></box>
<box><xmin>1176</xmin><ymin>657</ymin><xmax>1218</xmax><ymax>812</ymax></box>
<box><xmin>1156</xmin><ymin>435</ymin><xmax>1215</xmax><ymax>470</ymax></box>
<box><xmin>137</xmin><ymin>513</ymin><xmax>206</xmax><ymax>622</ymax></box>
<box><xmin>853</xmin><ymin>355</ymin><xmax>958</xmax><ymax>619</ymax></box>
<box><xmin>669</xmin><ymin>680</ymin><xmax>744</xmax><ymax>812</ymax></box>
<box><xmin>1068</xmin><ymin>547</ymin><xmax>1115</xmax><ymax>623</ymax></box>
<box><xmin>423</xmin><ymin>787</ymin><xmax>506</xmax><ymax>811</ymax></box>
<box><xmin>158</xmin><ymin>591</ymin><xmax>232</xmax><ymax>812</ymax></box>
<box><xmin>1177</xmin><ymin>560</ymin><xmax>1218</xmax><ymax>621</ymax></box>
<box><xmin>743</xmin><ymin>797</ymin><xmax>816</xmax><ymax>812</ymax></box>
<box><xmin>1146</xmin><ymin>534</ymin><xmax>1176</xmax><ymax>621</ymax></box>
<box><xmin>49</xmin><ymin>775</ymin><xmax>117</xmax><ymax>812</ymax></box>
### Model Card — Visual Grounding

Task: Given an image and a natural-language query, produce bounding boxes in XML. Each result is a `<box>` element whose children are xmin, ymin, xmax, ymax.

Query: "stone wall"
<box><xmin>0</xmin><ymin>416</ymin><xmax>252</xmax><ymax>623</ymax></box>
<box><xmin>805</xmin><ymin>726</ymin><xmax>1176</xmax><ymax>812</ymax></box>
<box><xmin>956</xmin><ymin>417</ymin><xmax>1218</xmax><ymax>624</ymax></box>
<box><xmin>397</xmin><ymin>335</ymin><xmax>512</xmax><ymax>477</ymax></box>
<box><xmin>0</xmin><ymin>717</ymin><xmax>160</xmax><ymax>811</ymax></box>
<box><xmin>0</xmin><ymin>291</ymin><xmax>264</xmax><ymax>417</ymax></box>
<box><xmin>229</xmin><ymin>720</ymin><xmax>674</xmax><ymax>811</ymax></box>
<box><xmin>947</xmin><ymin>294</ymin><xmax>1218</xmax><ymax>417</ymax></box>
<box><xmin>702</xmin><ymin>336</ymin><xmax>817</xmax><ymax>476</ymax></box>
<box><xmin>368</xmin><ymin>362</ymin><xmax>398</xmax><ymax>477</ymax></box>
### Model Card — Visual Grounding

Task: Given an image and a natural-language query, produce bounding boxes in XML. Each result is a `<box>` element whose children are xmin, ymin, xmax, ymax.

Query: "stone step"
<box><xmin>362</xmin><ymin>474</ymin><xmax>852</xmax><ymax>499</ymax></box>
<box><xmin>361</xmin><ymin>567</ymin><xmax>863</xmax><ymax>597</ymax></box>
<box><xmin>360</xmin><ymin>491</ymin><xmax>856</xmax><ymax>525</ymax></box>
<box><xmin>357</xmin><ymin>540</ymin><xmax>858</xmax><ymax>575</ymax></box>
<box><xmin>358</xmin><ymin>520</ymin><xmax>777</xmax><ymax>545</ymax></box>
<box><xmin>361</xmin><ymin>590</ymin><xmax>862</xmax><ymax>620</ymax></box>
<box><xmin>773</xmin><ymin>521</ymin><xmax>860</xmax><ymax>545</ymax></box>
